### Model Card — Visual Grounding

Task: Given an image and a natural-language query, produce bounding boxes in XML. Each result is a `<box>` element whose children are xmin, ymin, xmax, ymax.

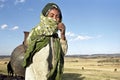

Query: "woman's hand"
<box><xmin>57</xmin><ymin>23</ymin><xmax>66</xmax><ymax>40</ymax></box>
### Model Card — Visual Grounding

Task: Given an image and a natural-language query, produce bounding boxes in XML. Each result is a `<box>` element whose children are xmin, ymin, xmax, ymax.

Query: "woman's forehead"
<box><xmin>48</xmin><ymin>8</ymin><xmax>60</xmax><ymax>15</ymax></box>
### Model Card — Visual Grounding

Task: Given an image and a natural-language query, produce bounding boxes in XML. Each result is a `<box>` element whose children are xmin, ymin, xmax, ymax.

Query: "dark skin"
<box><xmin>47</xmin><ymin>8</ymin><xmax>66</xmax><ymax>40</ymax></box>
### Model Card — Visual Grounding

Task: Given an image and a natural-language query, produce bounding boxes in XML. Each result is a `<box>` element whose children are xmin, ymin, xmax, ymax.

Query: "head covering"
<box><xmin>42</xmin><ymin>3</ymin><xmax>62</xmax><ymax>22</ymax></box>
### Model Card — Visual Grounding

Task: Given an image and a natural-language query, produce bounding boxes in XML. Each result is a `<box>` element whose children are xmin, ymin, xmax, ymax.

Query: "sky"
<box><xmin>0</xmin><ymin>0</ymin><xmax>120</xmax><ymax>55</ymax></box>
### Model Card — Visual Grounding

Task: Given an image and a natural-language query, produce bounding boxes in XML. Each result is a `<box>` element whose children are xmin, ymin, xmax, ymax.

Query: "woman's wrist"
<box><xmin>61</xmin><ymin>33</ymin><xmax>66</xmax><ymax>40</ymax></box>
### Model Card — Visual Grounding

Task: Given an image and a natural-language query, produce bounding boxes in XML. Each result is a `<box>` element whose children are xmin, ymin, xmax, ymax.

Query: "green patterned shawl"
<box><xmin>22</xmin><ymin>14</ymin><xmax>64</xmax><ymax>80</ymax></box>
<box><xmin>22</xmin><ymin>14</ymin><xmax>58</xmax><ymax>67</ymax></box>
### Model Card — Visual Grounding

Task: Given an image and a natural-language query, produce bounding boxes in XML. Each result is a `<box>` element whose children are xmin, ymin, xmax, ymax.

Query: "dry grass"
<box><xmin>0</xmin><ymin>58</ymin><xmax>10</xmax><ymax>75</ymax></box>
<box><xmin>0</xmin><ymin>57</ymin><xmax>120</xmax><ymax>80</ymax></box>
<box><xmin>63</xmin><ymin>57</ymin><xmax>120</xmax><ymax>80</ymax></box>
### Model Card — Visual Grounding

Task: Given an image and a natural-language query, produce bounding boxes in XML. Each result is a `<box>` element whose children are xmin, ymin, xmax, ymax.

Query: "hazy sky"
<box><xmin>0</xmin><ymin>0</ymin><xmax>120</xmax><ymax>55</ymax></box>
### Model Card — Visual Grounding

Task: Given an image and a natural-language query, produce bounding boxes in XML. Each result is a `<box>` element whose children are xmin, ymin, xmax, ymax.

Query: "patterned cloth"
<box><xmin>27</xmin><ymin>14</ymin><xmax>58</xmax><ymax>44</ymax></box>
<box><xmin>22</xmin><ymin>14</ymin><xmax>58</xmax><ymax>68</ymax></box>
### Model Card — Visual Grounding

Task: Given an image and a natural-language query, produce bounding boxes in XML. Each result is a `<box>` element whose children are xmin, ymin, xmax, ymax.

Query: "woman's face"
<box><xmin>47</xmin><ymin>8</ymin><xmax>60</xmax><ymax>23</ymax></box>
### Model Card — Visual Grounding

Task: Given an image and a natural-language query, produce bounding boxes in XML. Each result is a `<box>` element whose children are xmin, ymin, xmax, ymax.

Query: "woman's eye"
<box><xmin>56</xmin><ymin>15</ymin><xmax>59</xmax><ymax>18</ymax></box>
<box><xmin>48</xmin><ymin>14</ymin><xmax>54</xmax><ymax>17</ymax></box>
<box><xmin>50</xmin><ymin>15</ymin><xmax>54</xmax><ymax>17</ymax></box>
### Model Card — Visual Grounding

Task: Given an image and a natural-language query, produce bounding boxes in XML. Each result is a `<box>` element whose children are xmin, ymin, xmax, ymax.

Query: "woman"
<box><xmin>22</xmin><ymin>3</ymin><xmax>68</xmax><ymax>80</ymax></box>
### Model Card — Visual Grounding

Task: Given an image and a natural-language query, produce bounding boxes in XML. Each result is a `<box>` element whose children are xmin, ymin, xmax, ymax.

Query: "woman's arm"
<box><xmin>57</xmin><ymin>23</ymin><xmax>66</xmax><ymax>40</ymax></box>
<box><xmin>57</xmin><ymin>23</ymin><xmax>68</xmax><ymax>55</ymax></box>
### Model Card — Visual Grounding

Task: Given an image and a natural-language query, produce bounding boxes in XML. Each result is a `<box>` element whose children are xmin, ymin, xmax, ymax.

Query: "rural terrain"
<box><xmin>0</xmin><ymin>54</ymin><xmax>120</xmax><ymax>80</ymax></box>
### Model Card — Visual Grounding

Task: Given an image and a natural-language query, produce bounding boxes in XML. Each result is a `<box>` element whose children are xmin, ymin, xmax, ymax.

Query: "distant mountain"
<box><xmin>91</xmin><ymin>53</ymin><xmax>120</xmax><ymax>57</ymax></box>
<box><xmin>65</xmin><ymin>53</ymin><xmax>120</xmax><ymax>58</ymax></box>
<box><xmin>0</xmin><ymin>55</ymin><xmax>10</xmax><ymax>59</ymax></box>
<box><xmin>1</xmin><ymin>53</ymin><xmax>120</xmax><ymax>59</ymax></box>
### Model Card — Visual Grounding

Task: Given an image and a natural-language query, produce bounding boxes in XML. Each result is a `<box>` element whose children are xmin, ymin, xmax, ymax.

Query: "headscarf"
<box><xmin>42</xmin><ymin>3</ymin><xmax>62</xmax><ymax>22</ymax></box>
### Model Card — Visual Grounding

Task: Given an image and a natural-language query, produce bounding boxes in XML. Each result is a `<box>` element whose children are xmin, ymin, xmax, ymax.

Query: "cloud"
<box><xmin>66</xmin><ymin>31</ymin><xmax>99</xmax><ymax>41</ymax></box>
<box><xmin>14</xmin><ymin>0</ymin><xmax>26</xmax><ymax>5</ymax></box>
<box><xmin>0</xmin><ymin>24</ymin><xmax>8</xmax><ymax>29</ymax></box>
<box><xmin>11</xmin><ymin>26</ymin><xmax>19</xmax><ymax>30</ymax></box>
<box><xmin>0</xmin><ymin>4</ymin><xmax>4</xmax><ymax>8</ymax></box>
<box><xmin>96</xmin><ymin>35</ymin><xmax>102</xmax><ymax>38</ymax></box>
<box><xmin>0</xmin><ymin>0</ymin><xmax>6</xmax><ymax>2</ymax></box>
<box><xmin>66</xmin><ymin>32</ymin><xmax>75</xmax><ymax>37</ymax></box>
<box><xmin>0</xmin><ymin>0</ymin><xmax>6</xmax><ymax>8</ymax></box>
<box><xmin>75</xmin><ymin>35</ymin><xmax>93</xmax><ymax>40</ymax></box>
<box><xmin>0</xmin><ymin>24</ymin><xmax>19</xmax><ymax>31</ymax></box>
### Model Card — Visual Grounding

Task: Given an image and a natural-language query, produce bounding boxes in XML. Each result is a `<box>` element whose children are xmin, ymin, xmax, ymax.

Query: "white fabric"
<box><xmin>25</xmin><ymin>38</ymin><xmax>68</xmax><ymax>80</ymax></box>
<box><xmin>25</xmin><ymin>44</ymin><xmax>49</xmax><ymax>80</ymax></box>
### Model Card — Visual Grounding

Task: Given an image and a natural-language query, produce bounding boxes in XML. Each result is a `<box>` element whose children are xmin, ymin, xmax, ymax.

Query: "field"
<box><xmin>0</xmin><ymin>56</ymin><xmax>120</xmax><ymax>80</ymax></box>
<box><xmin>63</xmin><ymin>56</ymin><xmax>120</xmax><ymax>80</ymax></box>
